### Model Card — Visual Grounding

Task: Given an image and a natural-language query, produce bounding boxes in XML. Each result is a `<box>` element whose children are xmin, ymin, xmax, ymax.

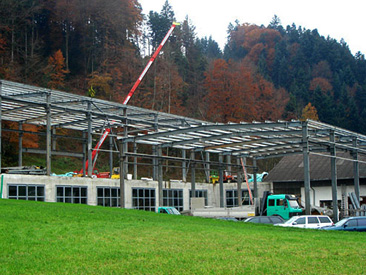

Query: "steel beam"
<box><xmin>22</xmin><ymin>148</ymin><xmax>83</xmax><ymax>158</ymax></box>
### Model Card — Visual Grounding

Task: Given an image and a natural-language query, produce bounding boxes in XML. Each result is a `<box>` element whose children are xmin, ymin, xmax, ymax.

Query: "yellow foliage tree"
<box><xmin>301</xmin><ymin>103</ymin><xmax>319</xmax><ymax>121</ymax></box>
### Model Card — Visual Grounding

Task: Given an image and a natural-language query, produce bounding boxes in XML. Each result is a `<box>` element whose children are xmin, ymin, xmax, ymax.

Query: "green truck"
<box><xmin>260</xmin><ymin>192</ymin><xmax>303</xmax><ymax>220</ymax></box>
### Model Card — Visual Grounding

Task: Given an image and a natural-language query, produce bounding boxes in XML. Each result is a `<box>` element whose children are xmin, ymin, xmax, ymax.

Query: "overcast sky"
<box><xmin>138</xmin><ymin>0</ymin><xmax>366</xmax><ymax>55</ymax></box>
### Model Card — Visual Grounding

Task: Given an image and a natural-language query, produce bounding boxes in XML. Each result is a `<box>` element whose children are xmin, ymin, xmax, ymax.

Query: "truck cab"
<box><xmin>157</xmin><ymin>207</ymin><xmax>181</xmax><ymax>215</ymax></box>
<box><xmin>266</xmin><ymin>194</ymin><xmax>302</xmax><ymax>220</ymax></box>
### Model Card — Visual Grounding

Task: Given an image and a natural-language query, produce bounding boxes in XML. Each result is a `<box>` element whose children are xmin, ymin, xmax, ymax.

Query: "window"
<box><xmin>163</xmin><ymin>189</ymin><xmax>183</xmax><ymax>212</ymax></box>
<box><xmin>97</xmin><ymin>187</ymin><xmax>120</xmax><ymax>207</ymax></box>
<box><xmin>277</xmin><ymin>199</ymin><xmax>284</xmax><ymax>206</ymax></box>
<box><xmin>190</xmin><ymin>189</ymin><xmax>208</xmax><ymax>206</ymax></box>
<box><xmin>308</xmin><ymin>217</ymin><xmax>319</xmax><ymax>224</ymax></box>
<box><xmin>56</xmin><ymin>186</ymin><xmax>87</xmax><ymax>204</ymax></box>
<box><xmin>8</xmin><ymin>184</ymin><xmax>45</xmax><ymax>201</ymax></box>
<box><xmin>268</xmin><ymin>199</ymin><xmax>275</xmax><ymax>207</ymax></box>
<box><xmin>358</xmin><ymin>219</ymin><xmax>366</xmax><ymax>226</ymax></box>
<box><xmin>347</xmin><ymin>219</ymin><xmax>357</xmax><ymax>227</ymax></box>
<box><xmin>226</xmin><ymin>189</ymin><xmax>252</xmax><ymax>208</ymax></box>
<box><xmin>319</xmin><ymin>216</ymin><xmax>331</xmax><ymax>223</ymax></box>
<box><xmin>296</xmin><ymin>217</ymin><xmax>306</xmax><ymax>224</ymax></box>
<box><xmin>261</xmin><ymin>217</ymin><xmax>272</xmax><ymax>224</ymax></box>
<box><xmin>270</xmin><ymin>217</ymin><xmax>284</xmax><ymax>224</ymax></box>
<box><xmin>132</xmin><ymin>188</ymin><xmax>156</xmax><ymax>212</ymax></box>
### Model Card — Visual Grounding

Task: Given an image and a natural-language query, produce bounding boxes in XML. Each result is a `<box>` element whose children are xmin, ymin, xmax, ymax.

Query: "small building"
<box><xmin>265</xmin><ymin>153</ymin><xmax>366</xmax><ymax>214</ymax></box>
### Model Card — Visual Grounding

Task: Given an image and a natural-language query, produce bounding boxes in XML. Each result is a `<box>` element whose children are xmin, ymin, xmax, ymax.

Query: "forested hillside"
<box><xmin>1</xmin><ymin>0</ymin><xmax>366</xmax><ymax>134</ymax></box>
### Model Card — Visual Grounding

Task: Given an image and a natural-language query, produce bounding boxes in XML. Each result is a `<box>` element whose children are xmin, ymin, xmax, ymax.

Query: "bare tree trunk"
<box><xmin>65</xmin><ymin>21</ymin><xmax>69</xmax><ymax>71</ymax></box>
<box><xmin>11</xmin><ymin>19</ymin><xmax>15</xmax><ymax>63</ymax></box>
<box><xmin>31</xmin><ymin>15</ymin><xmax>34</xmax><ymax>58</ymax></box>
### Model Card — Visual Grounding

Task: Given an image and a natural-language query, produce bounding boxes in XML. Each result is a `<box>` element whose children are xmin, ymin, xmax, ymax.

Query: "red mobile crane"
<box><xmin>77</xmin><ymin>22</ymin><xmax>180</xmax><ymax>177</ymax></box>
<box><xmin>122</xmin><ymin>22</ymin><xmax>180</xmax><ymax>105</ymax></box>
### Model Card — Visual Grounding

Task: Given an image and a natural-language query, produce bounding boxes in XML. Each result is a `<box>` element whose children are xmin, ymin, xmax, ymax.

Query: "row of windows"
<box><xmin>226</xmin><ymin>190</ymin><xmax>252</xmax><ymax>207</ymax></box>
<box><xmin>7</xmin><ymin>185</ymin><xmax>250</xmax><ymax>210</ymax></box>
<box><xmin>8</xmin><ymin>185</ymin><xmax>45</xmax><ymax>201</ymax></box>
<box><xmin>57</xmin><ymin>186</ymin><xmax>87</xmax><ymax>204</ymax></box>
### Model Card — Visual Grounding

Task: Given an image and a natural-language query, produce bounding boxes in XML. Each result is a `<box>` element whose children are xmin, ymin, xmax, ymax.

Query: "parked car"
<box><xmin>321</xmin><ymin>216</ymin><xmax>366</xmax><ymax>232</ymax></box>
<box><xmin>216</xmin><ymin>217</ymin><xmax>239</xmax><ymax>222</ymax></box>
<box><xmin>244</xmin><ymin>216</ymin><xmax>284</xmax><ymax>224</ymax></box>
<box><xmin>275</xmin><ymin>215</ymin><xmax>333</xmax><ymax>229</ymax></box>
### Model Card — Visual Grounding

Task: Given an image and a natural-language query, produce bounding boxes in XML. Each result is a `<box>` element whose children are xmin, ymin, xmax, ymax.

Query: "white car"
<box><xmin>275</xmin><ymin>215</ymin><xmax>333</xmax><ymax>229</ymax></box>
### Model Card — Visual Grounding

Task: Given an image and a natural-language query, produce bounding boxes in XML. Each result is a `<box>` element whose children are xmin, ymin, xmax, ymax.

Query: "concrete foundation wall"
<box><xmin>0</xmin><ymin>174</ymin><xmax>271</xmax><ymax>210</ymax></box>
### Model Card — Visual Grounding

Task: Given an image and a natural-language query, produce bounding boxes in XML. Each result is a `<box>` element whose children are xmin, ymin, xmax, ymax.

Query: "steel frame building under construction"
<box><xmin>1</xmin><ymin>79</ymin><xmax>366</xmax><ymax>220</ymax></box>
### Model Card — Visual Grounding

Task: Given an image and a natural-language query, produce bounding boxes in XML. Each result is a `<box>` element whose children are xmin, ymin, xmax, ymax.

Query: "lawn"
<box><xmin>0</xmin><ymin>199</ymin><xmax>365</xmax><ymax>274</ymax></box>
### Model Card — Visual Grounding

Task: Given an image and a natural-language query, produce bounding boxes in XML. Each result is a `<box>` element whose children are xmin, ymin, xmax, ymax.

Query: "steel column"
<box><xmin>205</xmin><ymin>152</ymin><xmax>210</xmax><ymax>183</ymax></box>
<box><xmin>46</xmin><ymin>93</ymin><xmax>51</xmax><ymax>175</ymax></box>
<box><xmin>158</xmin><ymin>146</ymin><xmax>163</xmax><ymax>207</ymax></box>
<box><xmin>119</xmin><ymin>141</ymin><xmax>126</xmax><ymax>208</ymax></box>
<box><xmin>52</xmin><ymin>128</ymin><xmax>56</xmax><ymax>151</ymax></box>
<box><xmin>236</xmin><ymin>157</ymin><xmax>242</xmax><ymax>207</ymax></box>
<box><xmin>253</xmin><ymin>158</ymin><xmax>259</xmax><ymax>215</ymax></box>
<box><xmin>190</xmin><ymin>150</ymin><xmax>196</xmax><ymax>197</ymax></box>
<box><xmin>152</xmin><ymin>145</ymin><xmax>157</xmax><ymax>180</ymax></box>
<box><xmin>302</xmin><ymin>122</ymin><xmax>311</xmax><ymax>215</ymax></box>
<box><xmin>330</xmin><ymin>130</ymin><xmax>338</xmax><ymax>222</ymax></box>
<box><xmin>219</xmin><ymin>153</ymin><xmax>224</xmax><ymax>207</ymax></box>
<box><xmin>18</xmin><ymin>122</ymin><xmax>23</xmax><ymax>166</ymax></box>
<box><xmin>226</xmin><ymin>155</ymin><xmax>231</xmax><ymax>174</ymax></box>
<box><xmin>87</xmin><ymin>102</ymin><xmax>92</xmax><ymax>176</ymax></box>
<box><xmin>133</xmin><ymin>142</ymin><xmax>137</xmax><ymax>180</ymax></box>
<box><xmin>82</xmin><ymin>132</ymin><xmax>86</xmax><ymax>176</ymax></box>
<box><xmin>182</xmin><ymin>149</ymin><xmax>186</xmax><ymax>182</ymax></box>
<box><xmin>123</xmin><ymin>127</ymin><xmax>128</xmax><ymax>175</ymax></box>
<box><xmin>109</xmin><ymin>136</ymin><xmax>113</xmax><ymax>176</ymax></box>
<box><xmin>353</xmin><ymin>137</ymin><xmax>360</xmax><ymax>202</ymax></box>
<box><xmin>0</xmin><ymin>81</ymin><xmax>2</xmax><ymax>172</ymax></box>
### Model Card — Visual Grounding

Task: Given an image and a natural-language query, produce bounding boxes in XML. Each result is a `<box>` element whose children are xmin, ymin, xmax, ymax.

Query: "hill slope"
<box><xmin>0</xmin><ymin>199</ymin><xmax>365</xmax><ymax>274</ymax></box>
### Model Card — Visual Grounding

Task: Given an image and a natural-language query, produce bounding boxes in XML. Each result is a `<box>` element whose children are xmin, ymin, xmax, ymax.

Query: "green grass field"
<box><xmin>0</xmin><ymin>199</ymin><xmax>365</xmax><ymax>274</ymax></box>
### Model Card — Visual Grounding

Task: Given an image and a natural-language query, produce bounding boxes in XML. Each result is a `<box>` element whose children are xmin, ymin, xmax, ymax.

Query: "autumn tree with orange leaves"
<box><xmin>204</xmin><ymin>59</ymin><xmax>288</xmax><ymax>123</ymax></box>
<box><xmin>44</xmin><ymin>49</ymin><xmax>69</xmax><ymax>89</ymax></box>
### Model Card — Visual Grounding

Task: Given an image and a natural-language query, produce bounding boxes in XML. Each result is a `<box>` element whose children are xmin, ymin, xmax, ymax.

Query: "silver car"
<box><xmin>275</xmin><ymin>215</ymin><xmax>333</xmax><ymax>229</ymax></box>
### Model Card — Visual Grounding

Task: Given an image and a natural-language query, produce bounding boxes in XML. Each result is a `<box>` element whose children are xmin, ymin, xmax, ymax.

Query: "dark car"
<box><xmin>217</xmin><ymin>217</ymin><xmax>238</xmax><ymax>222</ymax></box>
<box><xmin>322</xmin><ymin>216</ymin><xmax>366</xmax><ymax>232</ymax></box>
<box><xmin>244</xmin><ymin>216</ymin><xmax>284</xmax><ymax>224</ymax></box>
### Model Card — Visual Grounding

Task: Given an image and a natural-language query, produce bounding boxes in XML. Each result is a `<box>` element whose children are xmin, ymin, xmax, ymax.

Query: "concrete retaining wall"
<box><xmin>0</xmin><ymin>174</ymin><xmax>270</xmax><ymax>210</ymax></box>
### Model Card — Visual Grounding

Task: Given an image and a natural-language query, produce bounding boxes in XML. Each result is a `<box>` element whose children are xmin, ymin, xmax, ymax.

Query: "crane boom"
<box><xmin>79</xmin><ymin>22</ymin><xmax>179</xmax><ymax>176</ymax></box>
<box><xmin>122</xmin><ymin>22</ymin><xmax>180</xmax><ymax>105</ymax></box>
